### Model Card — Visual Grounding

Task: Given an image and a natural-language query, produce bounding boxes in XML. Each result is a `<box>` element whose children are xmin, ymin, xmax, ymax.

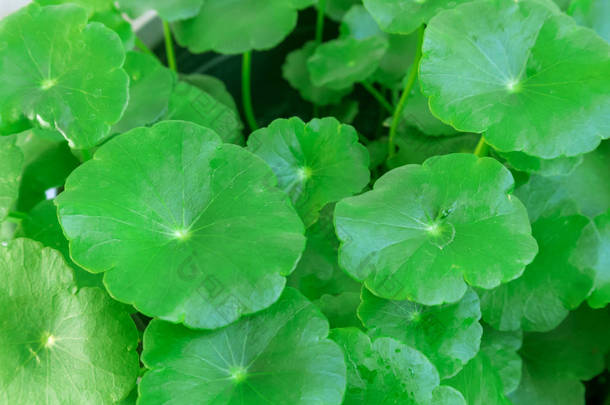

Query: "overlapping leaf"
<box><xmin>247</xmin><ymin>117</ymin><xmax>370</xmax><ymax>226</ymax></box>
<box><xmin>335</xmin><ymin>153</ymin><xmax>537</xmax><ymax>304</ymax></box>
<box><xmin>56</xmin><ymin>121</ymin><xmax>305</xmax><ymax>329</ymax></box>
<box><xmin>0</xmin><ymin>238</ymin><xmax>139</xmax><ymax>404</ymax></box>
<box><xmin>0</xmin><ymin>135</ymin><xmax>23</xmax><ymax>221</ymax></box>
<box><xmin>140</xmin><ymin>288</ymin><xmax>346</xmax><ymax>405</ymax></box>
<box><xmin>568</xmin><ymin>0</ymin><xmax>610</xmax><ymax>42</ymax></box>
<box><xmin>118</xmin><ymin>0</ymin><xmax>204</xmax><ymax>22</ymax></box>
<box><xmin>0</xmin><ymin>4</ymin><xmax>129</xmax><ymax>149</ymax></box>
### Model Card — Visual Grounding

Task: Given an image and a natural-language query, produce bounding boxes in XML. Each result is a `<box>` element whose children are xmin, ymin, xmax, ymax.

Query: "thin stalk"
<box><xmin>361</xmin><ymin>82</ymin><xmax>393</xmax><ymax>114</ymax></box>
<box><xmin>162</xmin><ymin>21</ymin><xmax>177</xmax><ymax>72</ymax></box>
<box><xmin>315</xmin><ymin>0</ymin><xmax>327</xmax><ymax>45</ymax></box>
<box><xmin>313</xmin><ymin>104</ymin><xmax>319</xmax><ymax>119</ymax></box>
<box><xmin>242</xmin><ymin>52</ymin><xmax>258</xmax><ymax>131</ymax></box>
<box><xmin>7</xmin><ymin>211</ymin><xmax>29</xmax><ymax>223</ymax></box>
<box><xmin>474</xmin><ymin>135</ymin><xmax>490</xmax><ymax>157</ymax></box>
<box><xmin>388</xmin><ymin>25</ymin><xmax>425</xmax><ymax>160</ymax></box>
<box><xmin>135</xmin><ymin>36</ymin><xmax>155</xmax><ymax>57</ymax></box>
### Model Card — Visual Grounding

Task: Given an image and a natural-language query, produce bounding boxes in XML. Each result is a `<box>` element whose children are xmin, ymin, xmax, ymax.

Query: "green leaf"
<box><xmin>480</xmin><ymin>326</ymin><xmax>523</xmax><ymax>395</ymax></box>
<box><xmin>55</xmin><ymin>121</ymin><xmax>306</xmax><ymax>329</ymax></box>
<box><xmin>335</xmin><ymin>153</ymin><xmax>537</xmax><ymax>304</ymax></box>
<box><xmin>372</xmin><ymin>32</ymin><xmax>419</xmax><ymax>88</ymax></box>
<box><xmin>431</xmin><ymin>386</ymin><xmax>467</xmax><ymax>405</ymax></box>
<box><xmin>509</xmin><ymin>365</ymin><xmax>585</xmax><ymax>405</ymax></box>
<box><xmin>498</xmin><ymin>150</ymin><xmax>583</xmax><ymax>176</ymax></box>
<box><xmin>247</xmin><ymin>117</ymin><xmax>370</xmax><ymax>226</ymax></box>
<box><xmin>445</xmin><ymin>351</ymin><xmax>512</xmax><ymax>405</ymax></box>
<box><xmin>420</xmin><ymin>0</ymin><xmax>610</xmax><ymax>158</ymax></box>
<box><xmin>480</xmin><ymin>212</ymin><xmax>594</xmax><ymax>332</ymax></box>
<box><xmin>19</xmin><ymin>200</ymin><xmax>103</xmax><ymax>288</ymax></box>
<box><xmin>0</xmin><ymin>135</ymin><xmax>24</xmax><ymax>221</ymax></box>
<box><xmin>573</xmin><ymin>210</ymin><xmax>610</xmax><ymax>308</ymax></box>
<box><xmin>283</xmin><ymin>41</ymin><xmax>353</xmax><ymax>106</ymax></box>
<box><xmin>401</xmin><ymin>79</ymin><xmax>459</xmax><ymax>136</ymax></box>
<box><xmin>308</xmin><ymin>36</ymin><xmax>389</xmax><ymax>90</ymax></box>
<box><xmin>568</xmin><ymin>0</ymin><xmax>610</xmax><ymax>42</ymax></box>
<box><xmin>163</xmin><ymin>81</ymin><xmax>244</xmax><ymax>145</ymax></box>
<box><xmin>387</xmin><ymin>129</ymin><xmax>479</xmax><ymax>168</ymax></box>
<box><xmin>140</xmin><ymin>288</ymin><xmax>346</xmax><ymax>405</ymax></box>
<box><xmin>35</xmin><ymin>0</ymin><xmax>114</xmax><ymax>15</ymax></box>
<box><xmin>118</xmin><ymin>0</ymin><xmax>203</xmax><ymax>22</ymax></box>
<box><xmin>0</xmin><ymin>238</ymin><xmax>139</xmax><ymax>404</ymax></box>
<box><xmin>340</xmin><ymin>5</ymin><xmax>384</xmax><ymax>39</ymax></box>
<box><xmin>0</xmin><ymin>4</ymin><xmax>129</xmax><ymax>150</ymax></box>
<box><xmin>330</xmin><ymin>328</ymin><xmax>445</xmax><ymax>404</ymax></box>
<box><xmin>182</xmin><ymin>74</ymin><xmax>240</xmax><ymax>114</ymax></box>
<box><xmin>112</xmin><ymin>52</ymin><xmax>174</xmax><ymax>134</ymax></box>
<box><xmin>326</xmin><ymin>0</ymin><xmax>363</xmax><ymax>21</ymax></box>
<box><xmin>358</xmin><ymin>288</ymin><xmax>483</xmax><ymax>378</ymax></box>
<box><xmin>315</xmin><ymin>292</ymin><xmax>362</xmax><ymax>328</ymax></box>
<box><xmin>173</xmin><ymin>0</ymin><xmax>304</xmax><ymax>54</ymax></box>
<box><xmin>363</xmin><ymin>0</ymin><xmax>472</xmax><ymax>34</ymax></box>
<box><xmin>90</xmin><ymin>9</ymin><xmax>135</xmax><ymax>50</ymax></box>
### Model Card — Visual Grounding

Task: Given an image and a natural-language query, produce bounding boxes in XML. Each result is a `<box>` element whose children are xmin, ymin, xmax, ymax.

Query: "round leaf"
<box><xmin>568</xmin><ymin>0</ymin><xmax>610</xmax><ymax>42</ymax></box>
<box><xmin>0</xmin><ymin>4</ymin><xmax>129</xmax><ymax>149</ymax></box>
<box><xmin>480</xmin><ymin>326</ymin><xmax>523</xmax><ymax>395</ymax></box>
<box><xmin>498</xmin><ymin>150</ymin><xmax>583</xmax><ymax>176</ymax></box>
<box><xmin>35</xmin><ymin>0</ymin><xmax>114</xmax><ymax>15</ymax></box>
<box><xmin>111</xmin><ymin>51</ymin><xmax>174</xmax><ymax>134</ymax></box>
<box><xmin>420</xmin><ymin>0</ymin><xmax>610</xmax><ymax>158</ymax></box>
<box><xmin>358</xmin><ymin>288</ymin><xmax>483</xmax><ymax>378</ymax></box>
<box><xmin>326</xmin><ymin>0</ymin><xmax>363</xmax><ymax>21</ymax></box>
<box><xmin>283</xmin><ymin>41</ymin><xmax>353</xmax><ymax>106</ymax></box>
<box><xmin>247</xmin><ymin>117</ymin><xmax>370</xmax><ymax>226</ymax></box>
<box><xmin>0</xmin><ymin>238</ymin><xmax>139</xmax><ymax>404</ymax></box>
<box><xmin>90</xmin><ymin>9</ymin><xmax>135</xmax><ymax>50</ymax></box>
<box><xmin>118</xmin><ymin>0</ymin><xmax>203</xmax><ymax>22</ymax></box>
<box><xmin>363</xmin><ymin>0</ymin><xmax>471</xmax><ymax>34</ymax></box>
<box><xmin>173</xmin><ymin>0</ymin><xmax>303</xmax><ymax>54</ymax></box>
<box><xmin>480</xmin><ymin>212</ymin><xmax>594</xmax><ymax>332</ymax></box>
<box><xmin>0</xmin><ymin>135</ymin><xmax>24</xmax><ymax>221</ymax></box>
<box><xmin>329</xmin><ymin>328</ymin><xmax>443</xmax><ymax>404</ymax></box>
<box><xmin>401</xmin><ymin>79</ymin><xmax>458</xmax><ymax>136</ymax></box>
<box><xmin>163</xmin><ymin>81</ymin><xmax>244</xmax><ymax>145</ymax></box>
<box><xmin>335</xmin><ymin>153</ymin><xmax>538</xmax><ymax>304</ymax></box>
<box><xmin>140</xmin><ymin>288</ymin><xmax>346</xmax><ymax>405</ymax></box>
<box><xmin>182</xmin><ymin>74</ymin><xmax>240</xmax><ymax>114</ymax></box>
<box><xmin>55</xmin><ymin>121</ymin><xmax>306</xmax><ymax>329</ymax></box>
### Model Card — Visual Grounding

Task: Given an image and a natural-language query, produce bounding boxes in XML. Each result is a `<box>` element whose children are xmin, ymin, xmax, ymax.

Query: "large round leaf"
<box><xmin>480</xmin><ymin>326</ymin><xmax>523</xmax><ymax>395</ymax></box>
<box><xmin>111</xmin><ymin>51</ymin><xmax>174</xmax><ymax>134</ymax></box>
<box><xmin>118</xmin><ymin>0</ymin><xmax>203</xmax><ymax>22</ymax></box>
<box><xmin>0</xmin><ymin>135</ymin><xmax>23</xmax><ymax>221</ymax></box>
<box><xmin>358</xmin><ymin>288</ymin><xmax>483</xmax><ymax>378</ymax></box>
<box><xmin>363</xmin><ymin>0</ymin><xmax>471</xmax><ymax>34</ymax></box>
<box><xmin>330</xmin><ymin>328</ymin><xmax>462</xmax><ymax>404</ymax></box>
<box><xmin>480</xmin><ymin>212</ymin><xmax>594</xmax><ymax>332</ymax></box>
<box><xmin>163</xmin><ymin>81</ymin><xmax>244</xmax><ymax>145</ymax></box>
<box><xmin>335</xmin><ymin>153</ymin><xmax>538</xmax><ymax>304</ymax></box>
<box><xmin>420</xmin><ymin>0</ymin><xmax>610</xmax><ymax>158</ymax></box>
<box><xmin>139</xmin><ymin>288</ymin><xmax>346</xmax><ymax>405</ymax></box>
<box><xmin>0</xmin><ymin>238</ymin><xmax>139</xmax><ymax>404</ymax></box>
<box><xmin>247</xmin><ymin>117</ymin><xmax>370</xmax><ymax>226</ymax></box>
<box><xmin>55</xmin><ymin>121</ymin><xmax>306</xmax><ymax>329</ymax></box>
<box><xmin>0</xmin><ymin>4</ymin><xmax>129</xmax><ymax>150</ymax></box>
<box><xmin>173</xmin><ymin>0</ymin><xmax>305</xmax><ymax>54</ymax></box>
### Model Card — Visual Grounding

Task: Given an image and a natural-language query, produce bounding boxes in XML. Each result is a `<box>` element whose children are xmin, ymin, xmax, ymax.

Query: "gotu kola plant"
<box><xmin>0</xmin><ymin>0</ymin><xmax>609</xmax><ymax>404</ymax></box>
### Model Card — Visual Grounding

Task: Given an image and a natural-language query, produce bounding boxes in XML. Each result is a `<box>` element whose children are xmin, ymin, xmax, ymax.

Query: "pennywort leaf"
<box><xmin>0</xmin><ymin>135</ymin><xmax>24</xmax><ymax>221</ymax></box>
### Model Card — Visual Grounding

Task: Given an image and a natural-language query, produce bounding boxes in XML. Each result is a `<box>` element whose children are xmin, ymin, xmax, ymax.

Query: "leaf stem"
<box><xmin>361</xmin><ymin>82</ymin><xmax>393</xmax><ymax>114</ymax></box>
<box><xmin>474</xmin><ymin>135</ymin><xmax>489</xmax><ymax>157</ymax></box>
<box><xmin>7</xmin><ymin>211</ymin><xmax>29</xmax><ymax>222</ymax></box>
<box><xmin>135</xmin><ymin>36</ymin><xmax>155</xmax><ymax>57</ymax></box>
<box><xmin>162</xmin><ymin>21</ymin><xmax>177</xmax><ymax>72</ymax></box>
<box><xmin>315</xmin><ymin>0</ymin><xmax>327</xmax><ymax>45</ymax></box>
<box><xmin>387</xmin><ymin>25</ymin><xmax>425</xmax><ymax>160</ymax></box>
<box><xmin>242</xmin><ymin>51</ymin><xmax>259</xmax><ymax>131</ymax></box>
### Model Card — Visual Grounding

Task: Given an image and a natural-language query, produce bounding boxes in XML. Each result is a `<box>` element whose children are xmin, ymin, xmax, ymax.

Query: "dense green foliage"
<box><xmin>0</xmin><ymin>0</ymin><xmax>608</xmax><ymax>404</ymax></box>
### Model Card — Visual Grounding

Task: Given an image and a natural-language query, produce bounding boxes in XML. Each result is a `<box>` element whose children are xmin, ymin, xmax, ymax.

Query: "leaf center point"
<box><xmin>297</xmin><ymin>166</ymin><xmax>313</xmax><ymax>181</ymax></box>
<box><xmin>40</xmin><ymin>78</ymin><xmax>58</xmax><ymax>91</ymax></box>
<box><xmin>172</xmin><ymin>229</ymin><xmax>191</xmax><ymax>241</ymax></box>
<box><xmin>229</xmin><ymin>366</ymin><xmax>248</xmax><ymax>383</ymax></box>
<box><xmin>505</xmin><ymin>79</ymin><xmax>521</xmax><ymax>93</ymax></box>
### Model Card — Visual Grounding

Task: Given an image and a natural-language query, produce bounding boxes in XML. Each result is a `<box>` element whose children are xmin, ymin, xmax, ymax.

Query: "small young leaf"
<box><xmin>247</xmin><ymin>117</ymin><xmax>370</xmax><ymax>226</ymax></box>
<box><xmin>335</xmin><ymin>153</ymin><xmax>537</xmax><ymax>304</ymax></box>
<box><xmin>140</xmin><ymin>288</ymin><xmax>346</xmax><ymax>405</ymax></box>
<box><xmin>56</xmin><ymin>121</ymin><xmax>306</xmax><ymax>329</ymax></box>
<box><xmin>480</xmin><ymin>212</ymin><xmax>594</xmax><ymax>332</ymax></box>
<box><xmin>358</xmin><ymin>288</ymin><xmax>483</xmax><ymax>378</ymax></box>
<box><xmin>420</xmin><ymin>0</ymin><xmax>610</xmax><ymax>158</ymax></box>
<box><xmin>0</xmin><ymin>238</ymin><xmax>139</xmax><ymax>404</ymax></box>
<box><xmin>0</xmin><ymin>135</ymin><xmax>24</xmax><ymax>221</ymax></box>
<box><xmin>0</xmin><ymin>4</ymin><xmax>129</xmax><ymax>149</ymax></box>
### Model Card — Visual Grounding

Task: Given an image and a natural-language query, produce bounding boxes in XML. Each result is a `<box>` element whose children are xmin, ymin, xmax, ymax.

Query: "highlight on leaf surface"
<box><xmin>55</xmin><ymin>121</ymin><xmax>306</xmax><ymax>329</ymax></box>
<box><xmin>0</xmin><ymin>135</ymin><xmax>24</xmax><ymax>221</ymax></box>
<box><xmin>330</xmin><ymin>328</ymin><xmax>465</xmax><ymax>404</ymax></box>
<box><xmin>334</xmin><ymin>153</ymin><xmax>538</xmax><ymax>304</ymax></box>
<box><xmin>358</xmin><ymin>287</ymin><xmax>483</xmax><ymax>378</ymax></box>
<box><xmin>0</xmin><ymin>238</ymin><xmax>139</xmax><ymax>405</ymax></box>
<box><xmin>420</xmin><ymin>0</ymin><xmax>610</xmax><ymax>158</ymax></box>
<box><xmin>247</xmin><ymin>117</ymin><xmax>370</xmax><ymax>227</ymax></box>
<box><xmin>0</xmin><ymin>3</ymin><xmax>129</xmax><ymax>150</ymax></box>
<box><xmin>139</xmin><ymin>288</ymin><xmax>346</xmax><ymax>405</ymax></box>
<box><xmin>480</xmin><ymin>211</ymin><xmax>595</xmax><ymax>332</ymax></box>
